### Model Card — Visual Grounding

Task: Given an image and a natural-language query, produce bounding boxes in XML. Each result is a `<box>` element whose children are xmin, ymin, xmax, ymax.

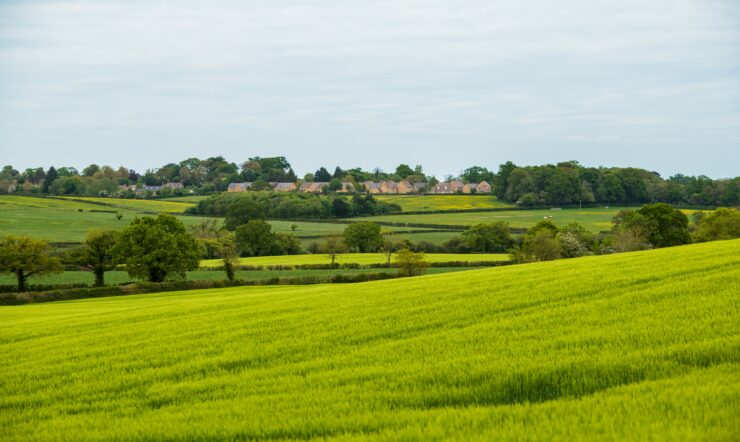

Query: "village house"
<box><xmin>227</xmin><ymin>182</ymin><xmax>253</xmax><ymax>192</ymax></box>
<box><xmin>462</xmin><ymin>181</ymin><xmax>492</xmax><ymax>194</ymax></box>
<box><xmin>298</xmin><ymin>182</ymin><xmax>328</xmax><ymax>193</ymax></box>
<box><xmin>476</xmin><ymin>181</ymin><xmax>492</xmax><ymax>193</ymax></box>
<box><xmin>397</xmin><ymin>180</ymin><xmax>415</xmax><ymax>194</ymax></box>
<box><xmin>463</xmin><ymin>181</ymin><xmax>491</xmax><ymax>193</ymax></box>
<box><xmin>379</xmin><ymin>180</ymin><xmax>398</xmax><ymax>194</ymax></box>
<box><xmin>432</xmin><ymin>180</ymin><xmax>464</xmax><ymax>194</ymax></box>
<box><xmin>272</xmin><ymin>182</ymin><xmax>297</xmax><ymax>192</ymax></box>
<box><xmin>163</xmin><ymin>182</ymin><xmax>183</xmax><ymax>190</ymax></box>
<box><xmin>363</xmin><ymin>181</ymin><xmax>382</xmax><ymax>194</ymax></box>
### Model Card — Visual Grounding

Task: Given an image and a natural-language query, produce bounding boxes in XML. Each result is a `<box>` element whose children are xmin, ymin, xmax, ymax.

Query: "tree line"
<box><xmin>2</xmin><ymin>157</ymin><xmax>737</xmax><ymax>207</ymax></box>
<box><xmin>187</xmin><ymin>192</ymin><xmax>401</xmax><ymax>223</ymax></box>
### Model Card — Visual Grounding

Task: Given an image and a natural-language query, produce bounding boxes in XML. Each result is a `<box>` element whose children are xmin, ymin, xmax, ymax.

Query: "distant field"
<box><xmin>0</xmin><ymin>267</ymin><xmax>474</xmax><ymax>287</ymax></box>
<box><xmin>268</xmin><ymin>220</ymin><xmax>434</xmax><ymax>237</ymax></box>
<box><xmin>0</xmin><ymin>196</ymin><xmax>211</xmax><ymax>242</ymax></box>
<box><xmin>57</xmin><ymin>196</ymin><xmax>195</xmax><ymax>213</ymax></box>
<box><xmin>1</xmin><ymin>240</ymin><xmax>737</xmax><ymax>440</ymax></box>
<box><xmin>200</xmin><ymin>252</ymin><xmax>510</xmax><ymax>267</ymax></box>
<box><xmin>160</xmin><ymin>195</ymin><xmax>211</xmax><ymax>203</ymax></box>
<box><xmin>374</xmin><ymin>194</ymin><xmax>513</xmax><ymax>211</ymax></box>
<box><xmin>0</xmin><ymin>195</ymin><xmax>131</xmax><ymax>211</ymax></box>
<box><xmin>354</xmin><ymin>206</ymin><xmax>638</xmax><ymax>231</ymax></box>
<box><xmin>0</xmin><ymin>196</ymin><xmax>442</xmax><ymax>244</ymax></box>
<box><xmin>385</xmin><ymin>230</ymin><xmax>462</xmax><ymax>244</ymax></box>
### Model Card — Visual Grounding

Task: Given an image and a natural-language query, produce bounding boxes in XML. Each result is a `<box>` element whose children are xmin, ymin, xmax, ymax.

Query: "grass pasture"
<box><xmin>374</xmin><ymin>194</ymin><xmax>513</xmax><ymax>211</ymax></box>
<box><xmin>57</xmin><ymin>196</ymin><xmax>195</xmax><ymax>213</ymax></box>
<box><xmin>354</xmin><ymin>206</ymin><xmax>636</xmax><ymax>231</ymax></box>
<box><xmin>1</xmin><ymin>240</ymin><xmax>737</xmax><ymax>440</ymax></box>
<box><xmin>0</xmin><ymin>196</ymin><xmax>214</xmax><ymax>243</ymax></box>
<box><xmin>160</xmin><ymin>195</ymin><xmax>211</xmax><ymax>203</ymax></box>
<box><xmin>200</xmin><ymin>252</ymin><xmax>510</xmax><ymax>268</ymax></box>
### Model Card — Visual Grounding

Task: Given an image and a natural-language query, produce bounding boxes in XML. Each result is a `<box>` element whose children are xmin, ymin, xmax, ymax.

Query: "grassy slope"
<box><xmin>57</xmin><ymin>196</ymin><xmax>195</xmax><ymax>213</ymax></box>
<box><xmin>200</xmin><ymin>252</ymin><xmax>510</xmax><ymax>267</ymax></box>
<box><xmin>1</xmin><ymin>240</ymin><xmax>738</xmax><ymax>440</ymax></box>
<box><xmin>0</xmin><ymin>196</ymin><xmax>211</xmax><ymax>242</ymax></box>
<box><xmin>0</xmin><ymin>196</ymin><xmax>434</xmax><ymax>243</ymax></box>
<box><xmin>373</xmin><ymin>194</ymin><xmax>513</xmax><ymax>211</ymax></box>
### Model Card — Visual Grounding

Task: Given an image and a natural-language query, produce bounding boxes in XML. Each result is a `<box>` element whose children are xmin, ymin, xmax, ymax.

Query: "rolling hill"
<box><xmin>0</xmin><ymin>240</ymin><xmax>738</xmax><ymax>440</ymax></box>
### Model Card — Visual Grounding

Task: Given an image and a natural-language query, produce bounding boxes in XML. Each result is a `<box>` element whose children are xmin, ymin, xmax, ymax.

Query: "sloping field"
<box><xmin>0</xmin><ymin>240</ymin><xmax>738</xmax><ymax>440</ymax></box>
<box><xmin>0</xmin><ymin>196</ymin><xmax>213</xmax><ymax>243</ymax></box>
<box><xmin>0</xmin><ymin>196</ymin><xmax>416</xmax><ymax>243</ymax></box>
<box><xmin>374</xmin><ymin>195</ymin><xmax>513</xmax><ymax>211</ymax></box>
<box><xmin>200</xmin><ymin>252</ymin><xmax>510</xmax><ymax>267</ymax></box>
<box><xmin>0</xmin><ymin>195</ymin><xmax>133</xmax><ymax>211</ymax></box>
<box><xmin>57</xmin><ymin>196</ymin><xmax>196</xmax><ymax>213</ymax></box>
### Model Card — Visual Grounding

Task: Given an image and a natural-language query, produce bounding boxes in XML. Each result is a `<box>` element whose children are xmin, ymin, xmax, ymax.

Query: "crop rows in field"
<box><xmin>0</xmin><ymin>240</ymin><xmax>737</xmax><ymax>440</ymax></box>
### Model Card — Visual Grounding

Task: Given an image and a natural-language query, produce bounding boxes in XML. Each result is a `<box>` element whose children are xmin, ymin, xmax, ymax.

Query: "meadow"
<box><xmin>57</xmin><ymin>196</ymin><xmax>195</xmax><ymax>213</ymax></box>
<box><xmin>373</xmin><ymin>194</ymin><xmax>513</xmax><ymax>211</ymax></box>
<box><xmin>354</xmin><ymin>206</ymin><xmax>638</xmax><ymax>231</ymax></box>
<box><xmin>0</xmin><ymin>240</ymin><xmax>737</xmax><ymax>440</ymax></box>
<box><xmin>199</xmin><ymin>252</ymin><xmax>510</xmax><ymax>267</ymax></box>
<box><xmin>0</xmin><ymin>196</ymin><xmax>211</xmax><ymax>243</ymax></box>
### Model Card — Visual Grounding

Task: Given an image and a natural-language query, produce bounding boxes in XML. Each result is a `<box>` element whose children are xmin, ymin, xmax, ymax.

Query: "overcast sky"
<box><xmin>1</xmin><ymin>0</ymin><xmax>738</xmax><ymax>178</ymax></box>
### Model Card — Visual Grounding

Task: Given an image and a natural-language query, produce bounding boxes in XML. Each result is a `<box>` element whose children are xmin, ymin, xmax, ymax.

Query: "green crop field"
<box><xmin>0</xmin><ymin>267</ymin><xmax>472</xmax><ymax>287</ymax></box>
<box><xmin>57</xmin><ymin>196</ymin><xmax>196</xmax><ymax>213</ymax></box>
<box><xmin>1</xmin><ymin>240</ymin><xmax>737</xmax><ymax>440</ymax></box>
<box><xmin>200</xmin><ymin>252</ymin><xmax>510</xmax><ymax>267</ymax></box>
<box><xmin>354</xmin><ymin>206</ymin><xmax>641</xmax><ymax>231</ymax></box>
<box><xmin>374</xmin><ymin>194</ymin><xmax>513</xmax><ymax>211</ymax></box>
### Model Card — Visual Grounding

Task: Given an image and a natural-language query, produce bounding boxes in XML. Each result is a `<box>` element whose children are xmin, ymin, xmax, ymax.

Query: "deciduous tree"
<box><xmin>80</xmin><ymin>229</ymin><xmax>118</xmax><ymax>286</ymax></box>
<box><xmin>0</xmin><ymin>236</ymin><xmax>62</xmax><ymax>292</ymax></box>
<box><xmin>394</xmin><ymin>248</ymin><xmax>428</xmax><ymax>276</ymax></box>
<box><xmin>343</xmin><ymin>222</ymin><xmax>383</xmax><ymax>253</ymax></box>
<box><xmin>112</xmin><ymin>215</ymin><xmax>201</xmax><ymax>283</ymax></box>
<box><xmin>462</xmin><ymin>222</ymin><xmax>513</xmax><ymax>252</ymax></box>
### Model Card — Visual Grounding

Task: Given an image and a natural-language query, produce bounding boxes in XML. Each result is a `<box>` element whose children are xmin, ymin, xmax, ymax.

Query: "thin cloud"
<box><xmin>0</xmin><ymin>0</ymin><xmax>738</xmax><ymax>177</ymax></box>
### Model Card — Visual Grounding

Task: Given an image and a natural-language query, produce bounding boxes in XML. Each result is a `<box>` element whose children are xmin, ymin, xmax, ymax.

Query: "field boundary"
<box><xmin>0</xmin><ymin>272</ymin><xmax>406</xmax><ymax>305</ymax></box>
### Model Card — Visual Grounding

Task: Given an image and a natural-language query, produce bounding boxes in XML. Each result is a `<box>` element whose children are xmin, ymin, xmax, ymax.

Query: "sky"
<box><xmin>0</xmin><ymin>0</ymin><xmax>739</xmax><ymax>179</ymax></box>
